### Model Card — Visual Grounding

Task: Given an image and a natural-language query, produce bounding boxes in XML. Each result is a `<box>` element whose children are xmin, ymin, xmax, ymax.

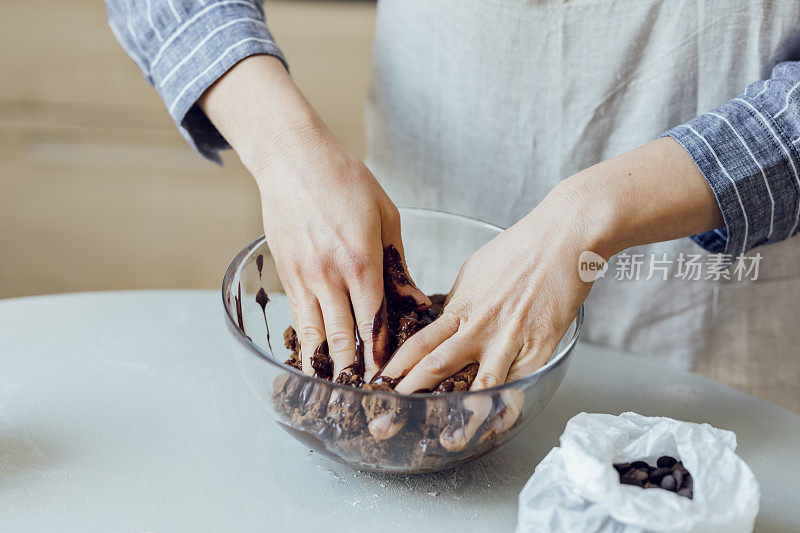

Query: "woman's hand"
<box><xmin>369</xmin><ymin>183</ymin><xmax>604</xmax><ymax>447</ymax></box>
<box><xmin>200</xmin><ymin>55</ymin><xmax>429</xmax><ymax>382</ymax></box>
<box><xmin>258</xmin><ymin>134</ymin><xmax>430</xmax><ymax>383</ymax></box>
<box><xmin>370</xmin><ymin>137</ymin><xmax>724</xmax><ymax>448</ymax></box>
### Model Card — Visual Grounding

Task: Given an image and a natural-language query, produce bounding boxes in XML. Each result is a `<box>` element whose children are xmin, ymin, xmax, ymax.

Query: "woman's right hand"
<box><xmin>200</xmin><ymin>55</ymin><xmax>429</xmax><ymax>382</ymax></box>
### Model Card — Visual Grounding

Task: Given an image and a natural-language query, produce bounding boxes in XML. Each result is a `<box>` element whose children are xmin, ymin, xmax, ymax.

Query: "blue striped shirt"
<box><xmin>104</xmin><ymin>0</ymin><xmax>286</xmax><ymax>162</ymax></box>
<box><xmin>106</xmin><ymin>0</ymin><xmax>800</xmax><ymax>257</ymax></box>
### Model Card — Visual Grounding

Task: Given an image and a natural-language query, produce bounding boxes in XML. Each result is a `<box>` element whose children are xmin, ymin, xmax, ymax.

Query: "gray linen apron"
<box><xmin>364</xmin><ymin>0</ymin><xmax>800</xmax><ymax>412</ymax></box>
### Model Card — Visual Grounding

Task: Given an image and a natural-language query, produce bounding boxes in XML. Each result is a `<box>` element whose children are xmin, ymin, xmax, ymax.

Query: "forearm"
<box><xmin>105</xmin><ymin>0</ymin><xmax>285</xmax><ymax>162</ymax></box>
<box><xmin>199</xmin><ymin>54</ymin><xmax>328</xmax><ymax>180</ymax></box>
<box><xmin>554</xmin><ymin>137</ymin><xmax>724</xmax><ymax>259</ymax></box>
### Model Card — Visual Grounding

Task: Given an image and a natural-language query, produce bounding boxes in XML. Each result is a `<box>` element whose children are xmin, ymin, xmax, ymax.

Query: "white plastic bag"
<box><xmin>517</xmin><ymin>412</ymin><xmax>759</xmax><ymax>533</ymax></box>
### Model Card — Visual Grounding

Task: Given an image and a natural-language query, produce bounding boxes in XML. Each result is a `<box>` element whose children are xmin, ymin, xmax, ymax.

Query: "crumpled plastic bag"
<box><xmin>516</xmin><ymin>412</ymin><xmax>759</xmax><ymax>533</ymax></box>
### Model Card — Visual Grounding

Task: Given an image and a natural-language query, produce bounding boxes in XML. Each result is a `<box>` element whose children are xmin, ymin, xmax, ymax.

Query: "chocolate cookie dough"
<box><xmin>270</xmin><ymin>246</ymin><xmax>517</xmax><ymax>471</ymax></box>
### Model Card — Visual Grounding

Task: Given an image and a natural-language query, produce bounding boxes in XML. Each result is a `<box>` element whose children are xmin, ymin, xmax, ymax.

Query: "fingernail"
<box><xmin>440</xmin><ymin>428</ymin><xmax>466</xmax><ymax>451</ymax></box>
<box><xmin>368</xmin><ymin>414</ymin><xmax>393</xmax><ymax>439</ymax></box>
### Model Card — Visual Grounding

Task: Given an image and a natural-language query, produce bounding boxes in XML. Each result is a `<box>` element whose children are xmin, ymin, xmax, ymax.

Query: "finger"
<box><xmin>367</xmin><ymin>396</ymin><xmax>411</xmax><ymax>441</ymax></box>
<box><xmin>369</xmin><ymin>329</ymin><xmax>473</xmax><ymax>441</ymax></box>
<box><xmin>472</xmin><ymin>347</ymin><xmax>517</xmax><ymax>391</ymax></box>
<box><xmin>316</xmin><ymin>288</ymin><xmax>360</xmax><ymax>381</ymax></box>
<box><xmin>292</xmin><ymin>294</ymin><xmax>327</xmax><ymax>377</ymax></box>
<box><xmin>394</xmin><ymin>332</ymin><xmax>480</xmax><ymax>395</ymax></box>
<box><xmin>505</xmin><ymin>337</ymin><xmax>560</xmax><ymax>383</ymax></box>
<box><xmin>348</xmin><ymin>269</ymin><xmax>390</xmax><ymax>383</ymax></box>
<box><xmin>374</xmin><ymin>312</ymin><xmax>459</xmax><ymax>383</ymax></box>
<box><xmin>484</xmin><ymin>389</ymin><xmax>525</xmax><ymax>436</ymax></box>
<box><xmin>439</xmin><ymin>394</ymin><xmax>493</xmax><ymax>452</ymax></box>
<box><xmin>380</xmin><ymin>207</ymin><xmax>431</xmax><ymax>309</ymax></box>
<box><xmin>439</xmin><ymin>341</ymin><xmax>517</xmax><ymax>452</ymax></box>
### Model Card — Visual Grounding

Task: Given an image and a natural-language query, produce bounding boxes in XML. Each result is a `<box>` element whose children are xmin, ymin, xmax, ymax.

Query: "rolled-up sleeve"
<box><xmin>664</xmin><ymin>62</ymin><xmax>800</xmax><ymax>257</ymax></box>
<box><xmin>105</xmin><ymin>0</ymin><xmax>286</xmax><ymax>162</ymax></box>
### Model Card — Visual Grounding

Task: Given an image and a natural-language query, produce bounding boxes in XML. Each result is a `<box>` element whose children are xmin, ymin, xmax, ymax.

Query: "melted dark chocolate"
<box><xmin>383</xmin><ymin>244</ymin><xmax>412</xmax><ymax>286</ymax></box>
<box><xmin>371</xmin><ymin>298</ymin><xmax>389</xmax><ymax>367</ymax></box>
<box><xmin>310</xmin><ymin>342</ymin><xmax>332</xmax><ymax>379</ymax></box>
<box><xmin>370</xmin><ymin>374</ymin><xmax>403</xmax><ymax>388</ymax></box>
<box><xmin>335</xmin><ymin>323</ymin><xmax>366</xmax><ymax>387</ymax></box>
<box><xmin>255</xmin><ymin>253</ymin><xmax>264</xmax><ymax>278</ymax></box>
<box><xmin>234</xmin><ymin>283</ymin><xmax>245</xmax><ymax>333</ymax></box>
<box><xmin>255</xmin><ymin>287</ymin><xmax>273</xmax><ymax>353</ymax></box>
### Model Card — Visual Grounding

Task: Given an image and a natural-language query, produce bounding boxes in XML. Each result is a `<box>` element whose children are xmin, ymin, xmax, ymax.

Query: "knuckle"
<box><xmin>327</xmin><ymin>330</ymin><xmax>356</xmax><ymax>355</ymax></box>
<box><xmin>297</xmin><ymin>325</ymin><xmax>325</xmax><ymax>342</ymax></box>
<box><xmin>435</xmin><ymin>309</ymin><xmax>461</xmax><ymax>331</ymax></box>
<box><xmin>529</xmin><ymin>312</ymin><xmax>559</xmax><ymax>336</ymax></box>
<box><xmin>356</xmin><ymin>320</ymin><xmax>375</xmax><ymax>339</ymax></box>
<box><xmin>475</xmin><ymin>371</ymin><xmax>500</xmax><ymax>390</ymax></box>
<box><xmin>384</xmin><ymin>205</ymin><xmax>401</xmax><ymax>227</ymax></box>
<box><xmin>521</xmin><ymin>334</ymin><xmax>549</xmax><ymax>356</ymax></box>
<box><xmin>286</xmin><ymin>259</ymin><xmax>304</xmax><ymax>278</ymax></box>
<box><xmin>419</xmin><ymin>351</ymin><xmax>449</xmax><ymax>375</ymax></box>
<box><xmin>337</xmin><ymin>248</ymin><xmax>369</xmax><ymax>278</ymax></box>
<box><xmin>307</xmin><ymin>255</ymin><xmax>332</xmax><ymax>277</ymax></box>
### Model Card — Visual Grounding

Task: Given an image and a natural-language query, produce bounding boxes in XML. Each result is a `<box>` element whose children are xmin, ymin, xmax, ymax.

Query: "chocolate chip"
<box><xmin>621</xmin><ymin>476</ymin><xmax>643</xmax><ymax>487</ymax></box>
<box><xmin>613</xmin><ymin>462</ymin><xmax>631</xmax><ymax>475</ymax></box>
<box><xmin>615</xmin><ymin>457</ymin><xmax>693</xmax><ymax>499</ymax></box>
<box><xmin>621</xmin><ymin>468</ymin><xmax>649</xmax><ymax>487</ymax></box>
<box><xmin>661</xmin><ymin>474</ymin><xmax>677</xmax><ymax>491</ymax></box>
<box><xmin>648</xmin><ymin>467</ymin><xmax>672</xmax><ymax>484</ymax></box>
<box><xmin>657</xmin><ymin>455</ymin><xmax>678</xmax><ymax>468</ymax></box>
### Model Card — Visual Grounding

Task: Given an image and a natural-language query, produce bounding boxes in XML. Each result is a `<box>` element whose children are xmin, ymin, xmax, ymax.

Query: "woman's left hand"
<box><xmin>368</xmin><ymin>137</ymin><xmax>725</xmax><ymax>449</ymax></box>
<box><xmin>368</xmin><ymin>180</ymin><xmax>609</xmax><ymax>448</ymax></box>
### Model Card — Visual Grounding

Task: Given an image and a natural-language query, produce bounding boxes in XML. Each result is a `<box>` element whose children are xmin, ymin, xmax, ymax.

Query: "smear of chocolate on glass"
<box><xmin>234</xmin><ymin>283</ymin><xmax>245</xmax><ymax>333</ymax></box>
<box><xmin>255</xmin><ymin>253</ymin><xmax>264</xmax><ymax>279</ymax></box>
<box><xmin>255</xmin><ymin>287</ymin><xmax>273</xmax><ymax>353</ymax></box>
<box><xmin>371</xmin><ymin>298</ymin><xmax>390</xmax><ymax>368</ymax></box>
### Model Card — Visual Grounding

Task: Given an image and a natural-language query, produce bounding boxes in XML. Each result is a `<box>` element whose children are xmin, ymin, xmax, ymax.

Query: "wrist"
<box><xmin>552</xmin><ymin>138</ymin><xmax>723</xmax><ymax>261</ymax></box>
<box><xmin>549</xmin><ymin>167</ymin><xmax>628</xmax><ymax>260</ymax></box>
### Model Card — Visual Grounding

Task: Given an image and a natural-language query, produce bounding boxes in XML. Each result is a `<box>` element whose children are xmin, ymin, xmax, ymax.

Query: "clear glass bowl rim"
<box><xmin>221</xmin><ymin>206</ymin><xmax>584</xmax><ymax>399</ymax></box>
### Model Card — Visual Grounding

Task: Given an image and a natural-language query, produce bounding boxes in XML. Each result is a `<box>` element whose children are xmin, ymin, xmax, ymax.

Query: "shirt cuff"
<box><xmin>151</xmin><ymin>2</ymin><xmax>287</xmax><ymax>162</ymax></box>
<box><xmin>664</xmin><ymin>95</ymin><xmax>800</xmax><ymax>257</ymax></box>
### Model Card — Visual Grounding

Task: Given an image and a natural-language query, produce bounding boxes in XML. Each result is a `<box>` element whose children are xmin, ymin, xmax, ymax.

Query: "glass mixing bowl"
<box><xmin>222</xmin><ymin>208</ymin><xmax>582</xmax><ymax>473</ymax></box>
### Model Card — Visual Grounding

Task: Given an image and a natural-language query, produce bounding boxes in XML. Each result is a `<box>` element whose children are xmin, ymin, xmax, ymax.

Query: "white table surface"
<box><xmin>1</xmin><ymin>290</ymin><xmax>798</xmax><ymax>533</ymax></box>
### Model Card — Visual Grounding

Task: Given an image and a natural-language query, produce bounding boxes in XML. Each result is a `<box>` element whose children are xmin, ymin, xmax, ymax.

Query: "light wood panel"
<box><xmin>0</xmin><ymin>0</ymin><xmax>376</xmax><ymax>299</ymax></box>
